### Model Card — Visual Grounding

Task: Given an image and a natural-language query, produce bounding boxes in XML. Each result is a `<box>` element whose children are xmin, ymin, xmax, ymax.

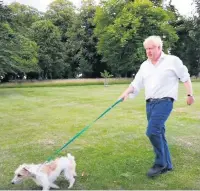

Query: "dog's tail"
<box><xmin>67</xmin><ymin>153</ymin><xmax>75</xmax><ymax>160</ymax></box>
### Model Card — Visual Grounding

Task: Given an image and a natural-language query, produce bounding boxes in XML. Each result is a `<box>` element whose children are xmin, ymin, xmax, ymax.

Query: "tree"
<box><xmin>0</xmin><ymin>3</ymin><xmax>39</xmax><ymax>79</ymax></box>
<box><xmin>94</xmin><ymin>0</ymin><xmax>178</xmax><ymax>77</ymax></box>
<box><xmin>191</xmin><ymin>0</ymin><xmax>200</xmax><ymax>76</ymax></box>
<box><xmin>8</xmin><ymin>2</ymin><xmax>42</xmax><ymax>35</ymax></box>
<box><xmin>149</xmin><ymin>0</ymin><xmax>163</xmax><ymax>7</ymax></box>
<box><xmin>44</xmin><ymin>0</ymin><xmax>79</xmax><ymax>78</ymax></box>
<box><xmin>170</xmin><ymin>0</ymin><xmax>200</xmax><ymax>76</ymax></box>
<box><xmin>65</xmin><ymin>0</ymin><xmax>104</xmax><ymax>78</ymax></box>
<box><xmin>30</xmin><ymin>20</ymin><xmax>66</xmax><ymax>79</ymax></box>
<box><xmin>45</xmin><ymin>0</ymin><xmax>76</xmax><ymax>41</ymax></box>
<box><xmin>100</xmin><ymin>70</ymin><xmax>113</xmax><ymax>86</ymax></box>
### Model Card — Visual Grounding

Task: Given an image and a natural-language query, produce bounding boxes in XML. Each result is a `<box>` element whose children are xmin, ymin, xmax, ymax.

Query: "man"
<box><xmin>119</xmin><ymin>35</ymin><xmax>194</xmax><ymax>177</ymax></box>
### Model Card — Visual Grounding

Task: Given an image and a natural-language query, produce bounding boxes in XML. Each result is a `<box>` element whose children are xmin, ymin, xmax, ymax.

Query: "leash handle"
<box><xmin>46</xmin><ymin>98</ymin><xmax>123</xmax><ymax>162</ymax></box>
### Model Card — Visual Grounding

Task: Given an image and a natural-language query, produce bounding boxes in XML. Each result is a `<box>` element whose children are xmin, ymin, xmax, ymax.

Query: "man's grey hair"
<box><xmin>143</xmin><ymin>36</ymin><xmax>163</xmax><ymax>49</ymax></box>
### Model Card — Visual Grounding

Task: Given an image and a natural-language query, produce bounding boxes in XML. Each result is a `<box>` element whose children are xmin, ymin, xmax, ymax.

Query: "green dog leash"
<box><xmin>46</xmin><ymin>98</ymin><xmax>123</xmax><ymax>162</ymax></box>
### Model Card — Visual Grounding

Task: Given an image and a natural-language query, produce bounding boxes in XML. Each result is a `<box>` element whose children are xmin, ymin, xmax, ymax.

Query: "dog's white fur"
<box><xmin>11</xmin><ymin>153</ymin><xmax>76</xmax><ymax>190</ymax></box>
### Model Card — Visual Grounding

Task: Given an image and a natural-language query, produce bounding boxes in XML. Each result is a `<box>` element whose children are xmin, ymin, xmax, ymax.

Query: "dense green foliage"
<box><xmin>0</xmin><ymin>2</ymin><xmax>39</xmax><ymax>79</ymax></box>
<box><xmin>94</xmin><ymin>0</ymin><xmax>178</xmax><ymax>76</ymax></box>
<box><xmin>0</xmin><ymin>0</ymin><xmax>199</xmax><ymax>81</ymax></box>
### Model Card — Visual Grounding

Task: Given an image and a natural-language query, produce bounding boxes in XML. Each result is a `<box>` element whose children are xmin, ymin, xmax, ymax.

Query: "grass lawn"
<box><xmin>0</xmin><ymin>82</ymin><xmax>200</xmax><ymax>190</ymax></box>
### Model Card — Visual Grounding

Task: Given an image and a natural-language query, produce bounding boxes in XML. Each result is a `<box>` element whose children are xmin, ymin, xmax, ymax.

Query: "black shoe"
<box><xmin>161</xmin><ymin>167</ymin><xmax>173</xmax><ymax>174</ymax></box>
<box><xmin>147</xmin><ymin>164</ymin><xmax>166</xmax><ymax>177</ymax></box>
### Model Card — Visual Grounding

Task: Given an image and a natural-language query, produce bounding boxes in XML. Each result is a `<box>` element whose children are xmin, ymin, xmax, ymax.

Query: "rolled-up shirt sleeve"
<box><xmin>174</xmin><ymin>57</ymin><xmax>190</xmax><ymax>82</ymax></box>
<box><xmin>130</xmin><ymin>68</ymin><xmax>144</xmax><ymax>94</ymax></box>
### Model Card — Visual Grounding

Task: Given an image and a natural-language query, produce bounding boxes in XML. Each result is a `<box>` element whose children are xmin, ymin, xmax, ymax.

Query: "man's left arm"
<box><xmin>173</xmin><ymin>57</ymin><xmax>194</xmax><ymax>105</ymax></box>
<box><xmin>184</xmin><ymin>79</ymin><xmax>195</xmax><ymax>105</ymax></box>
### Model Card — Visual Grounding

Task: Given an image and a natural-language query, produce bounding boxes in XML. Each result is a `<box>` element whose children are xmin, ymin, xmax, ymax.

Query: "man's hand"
<box><xmin>118</xmin><ymin>86</ymin><xmax>135</xmax><ymax>102</ymax></box>
<box><xmin>118</xmin><ymin>94</ymin><xmax>129</xmax><ymax>102</ymax></box>
<box><xmin>187</xmin><ymin>95</ymin><xmax>195</xmax><ymax>105</ymax></box>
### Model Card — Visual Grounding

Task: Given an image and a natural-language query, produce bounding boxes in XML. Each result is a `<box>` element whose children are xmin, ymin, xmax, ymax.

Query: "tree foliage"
<box><xmin>45</xmin><ymin>0</ymin><xmax>76</xmax><ymax>41</ymax></box>
<box><xmin>170</xmin><ymin>0</ymin><xmax>200</xmax><ymax>76</ymax></box>
<box><xmin>0</xmin><ymin>3</ymin><xmax>39</xmax><ymax>78</ymax></box>
<box><xmin>66</xmin><ymin>0</ymin><xmax>104</xmax><ymax>78</ymax></box>
<box><xmin>30</xmin><ymin>20</ymin><xmax>66</xmax><ymax>79</ymax></box>
<box><xmin>0</xmin><ymin>0</ymin><xmax>199</xmax><ymax>81</ymax></box>
<box><xmin>94</xmin><ymin>0</ymin><xmax>178</xmax><ymax>76</ymax></box>
<box><xmin>8</xmin><ymin>2</ymin><xmax>42</xmax><ymax>35</ymax></box>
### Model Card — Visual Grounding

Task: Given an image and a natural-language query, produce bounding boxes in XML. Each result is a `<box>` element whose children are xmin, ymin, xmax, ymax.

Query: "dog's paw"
<box><xmin>68</xmin><ymin>178</ymin><xmax>75</xmax><ymax>189</ymax></box>
<box><xmin>50</xmin><ymin>183</ymin><xmax>60</xmax><ymax>189</ymax></box>
<box><xmin>74</xmin><ymin>172</ymin><xmax>77</xmax><ymax>177</ymax></box>
<box><xmin>68</xmin><ymin>185</ymin><xmax>73</xmax><ymax>189</ymax></box>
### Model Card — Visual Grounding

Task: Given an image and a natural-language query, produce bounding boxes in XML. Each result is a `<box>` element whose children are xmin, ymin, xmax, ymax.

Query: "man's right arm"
<box><xmin>119</xmin><ymin>67</ymin><xmax>144</xmax><ymax>101</ymax></box>
<box><xmin>119</xmin><ymin>85</ymin><xmax>135</xmax><ymax>101</ymax></box>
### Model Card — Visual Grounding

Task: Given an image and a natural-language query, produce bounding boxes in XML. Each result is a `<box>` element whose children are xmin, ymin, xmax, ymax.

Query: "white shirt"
<box><xmin>130</xmin><ymin>53</ymin><xmax>190</xmax><ymax>101</ymax></box>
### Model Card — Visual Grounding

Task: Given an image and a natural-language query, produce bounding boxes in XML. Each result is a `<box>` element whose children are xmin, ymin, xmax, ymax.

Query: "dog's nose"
<box><xmin>11</xmin><ymin>181</ymin><xmax>14</xmax><ymax>184</ymax></box>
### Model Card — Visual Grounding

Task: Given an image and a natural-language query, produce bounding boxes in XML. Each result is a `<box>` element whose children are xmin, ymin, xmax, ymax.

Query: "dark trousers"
<box><xmin>146</xmin><ymin>98</ymin><xmax>173</xmax><ymax>168</ymax></box>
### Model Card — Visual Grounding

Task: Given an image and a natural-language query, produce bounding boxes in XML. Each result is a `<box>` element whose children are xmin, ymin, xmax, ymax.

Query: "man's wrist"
<box><xmin>187</xmin><ymin>94</ymin><xmax>193</xmax><ymax>97</ymax></box>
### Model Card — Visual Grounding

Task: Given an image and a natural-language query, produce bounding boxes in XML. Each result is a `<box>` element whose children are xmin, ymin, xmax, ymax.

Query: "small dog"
<box><xmin>11</xmin><ymin>153</ymin><xmax>76</xmax><ymax>190</ymax></box>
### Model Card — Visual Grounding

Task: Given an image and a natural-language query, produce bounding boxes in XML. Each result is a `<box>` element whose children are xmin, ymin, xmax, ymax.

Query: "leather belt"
<box><xmin>146</xmin><ymin>97</ymin><xmax>174</xmax><ymax>103</ymax></box>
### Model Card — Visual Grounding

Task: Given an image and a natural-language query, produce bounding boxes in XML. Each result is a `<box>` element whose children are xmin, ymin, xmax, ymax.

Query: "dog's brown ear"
<box><xmin>23</xmin><ymin>166</ymin><xmax>35</xmax><ymax>176</ymax></box>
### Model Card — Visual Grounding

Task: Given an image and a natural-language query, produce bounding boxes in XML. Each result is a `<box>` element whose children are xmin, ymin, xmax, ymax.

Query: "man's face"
<box><xmin>144</xmin><ymin>41</ymin><xmax>161</xmax><ymax>61</ymax></box>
